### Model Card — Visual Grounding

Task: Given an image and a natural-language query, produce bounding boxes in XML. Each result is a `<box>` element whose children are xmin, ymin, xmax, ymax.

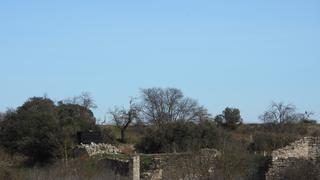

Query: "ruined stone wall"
<box><xmin>141</xmin><ymin>149</ymin><xmax>221</xmax><ymax>180</ymax></box>
<box><xmin>97</xmin><ymin>155</ymin><xmax>139</xmax><ymax>180</ymax></box>
<box><xmin>266</xmin><ymin>158</ymin><xmax>300</xmax><ymax>180</ymax></box>
<box><xmin>78</xmin><ymin>143</ymin><xmax>120</xmax><ymax>157</ymax></box>
<box><xmin>79</xmin><ymin>148</ymin><xmax>220</xmax><ymax>180</ymax></box>
<box><xmin>306</xmin><ymin>137</ymin><xmax>320</xmax><ymax>159</ymax></box>
<box><xmin>266</xmin><ymin>137</ymin><xmax>320</xmax><ymax>180</ymax></box>
<box><xmin>271</xmin><ymin>137</ymin><xmax>320</xmax><ymax>161</ymax></box>
<box><xmin>97</xmin><ymin>158</ymin><xmax>130</xmax><ymax>178</ymax></box>
<box><xmin>130</xmin><ymin>155</ymin><xmax>140</xmax><ymax>180</ymax></box>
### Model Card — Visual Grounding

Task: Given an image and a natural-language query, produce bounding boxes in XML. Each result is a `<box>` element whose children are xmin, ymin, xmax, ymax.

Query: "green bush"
<box><xmin>135</xmin><ymin>121</ymin><xmax>220</xmax><ymax>153</ymax></box>
<box><xmin>140</xmin><ymin>155</ymin><xmax>155</xmax><ymax>172</ymax></box>
<box><xmin>0</xmin><ymin>97</ymin><xmax>99</xmax><ymax>164</ymax></box>
<box><xmin>0</xmin><ymin>97</ymin><xmax>59</xmax><ymax>163</ymax></box>
<box><xmin>99</xmin><ymin>127</ymin><xmax>117</xmax><ymax>145</ymax></box>
<box><xmin>250</xmin><ymin>132</ymin><xmax>297</xmax><ymax>153</ymax></box>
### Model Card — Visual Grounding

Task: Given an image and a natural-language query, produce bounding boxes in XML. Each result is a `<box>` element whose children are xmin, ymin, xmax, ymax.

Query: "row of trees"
<box><xmin>109</xmin><ymin>87</ymin><xmax>315</xmax><ymax>142</ymax></box>
<box><xmin>260</xmin><ymin>102</ymin><xmax>315</xmax><ymax>124</ymax></box>
<box><xmin>0</xmin><ymin>88</ymin><xmax>316</xmax><ymax>162</ymax></box>
<box><xmin>109</xmin><ymin>87</ymin><xmax>243</xmax><ymax>142</ymax></box>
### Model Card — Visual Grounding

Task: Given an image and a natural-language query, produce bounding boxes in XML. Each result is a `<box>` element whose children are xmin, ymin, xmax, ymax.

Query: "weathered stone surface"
<box><xmin>130</xmin><ymin>155</ymin><xmax>140</xmax><ymax>180</ymax></box>
<box><xmin>266</xmin><ymin>137</ymin><xmax>320</xmax><ymax>180</ymax></box>
<box><xmin>75</xmin><ymin>145</ymin><xmax>220</xmax><ymax>180</ymax></box>
<box><xmin>271</xmin><ymin>137</ymin><xmax>320</xmax><ymax>161</ymax></box>
<box><xmin>141</xmin><ymin>149</ymin><xmax>221</xmax><ymax>180</ymax></box>
<box><xmin>78</xmin><ymin>142</ymin><xmax>120</xmax><ymax>157</ymax></box>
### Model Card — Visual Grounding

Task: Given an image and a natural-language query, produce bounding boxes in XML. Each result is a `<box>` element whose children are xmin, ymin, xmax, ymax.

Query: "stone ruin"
<box><xmin>73</xmin><ymin>141</ymin><xmax>220</xmax><ymax>180</ymax></box>
<box><xmin>76</xmin><ymin>142</ymin><xmax>120</xmax><ymax>157</ymax></box>
<box><xmin>76</xmin><ymin>146</ymin><xmax>220</xmax><ymax>180</ymax></box>
<box><xmin>140</xmin><ymin>149</ymin><xmax>221</xmax><ymax>180</ymax></box>
<box><xmin>74</xmin><ymin>142</ymin><xmax>139</xmax><ymax>179</ymax></box>
<box><xmin>72</xmin><ymin>137</ymin><xmax>320</xmax><ymax>179</ymax></box>
<box><xmin>266</xmin><ymin>137</ymin><xmax>320</xmax><ymax>180</ymax></box>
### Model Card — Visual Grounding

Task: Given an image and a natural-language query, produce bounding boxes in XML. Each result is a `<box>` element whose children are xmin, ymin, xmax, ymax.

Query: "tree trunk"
<box><xmin>64</xmin><ymin>140</ymin><xmax>68</xmax><ymax>168</ymax></box>
<box><xmin>120</xmin><ymin>129</ymin><xmax>126</xmax><ymax>143</ymax></box>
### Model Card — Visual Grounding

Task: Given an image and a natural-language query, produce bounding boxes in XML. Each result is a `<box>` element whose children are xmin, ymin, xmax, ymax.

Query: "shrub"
<box><xmin>0</xmin><ymin>97</ymin><xmax>99</xmax><ymax>164</ymax></box>
<box><xmin>99</xmin><ymin>127</ymin><xmax>117</xmax><ymax>145</ymax></box>
<box><xmin>250</xmin><ymin>132</ymin><xmax>297</xmax><ymax>153</ymax></box>
<box><xmin>0</xmin><ymin>97</ymin><xmax>59</xmax><ymax>163</ymax></box>
<box><xmin>135</xmin><ymin>121</ymin><xmax>220</xmax><ymax>153</ymax></box>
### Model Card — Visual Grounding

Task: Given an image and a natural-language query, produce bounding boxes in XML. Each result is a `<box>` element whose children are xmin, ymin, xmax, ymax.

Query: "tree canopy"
<box><xmin>139</xmin><ymin>87</ymin><xmax>210</xmax><ymax>127</ymax></box>
<box><xmin>215</xmin><ymin>107</ymin><xmax>242</xmax><ymax>130</ymax></box>
<box><xmin>0</xmin><ymin>95</ymin><xmax>98</xmax><ymax>163</ymax></box>
<box><xmin>260</xmin><ymin>102</ymin><xmax>314</xmax><ymax>124</ymax></box>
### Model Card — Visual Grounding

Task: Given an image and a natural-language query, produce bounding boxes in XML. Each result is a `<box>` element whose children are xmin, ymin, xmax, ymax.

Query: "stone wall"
<box><xmin>130</xmin><ymin>155</ymin><xmax>140</xmax><ymax>180</ymax></box>
<box><xmin>97</xmin><ymin>155</ymin><xmax>139</xmax><ymax>180</ymax></box>
<box><xmin>97</xmin><ymin>158</ymin><xmax>130</xmax><ymax>178</ymax></box>
<box><xmin>266</xmin><ymin>137</ymin><xmax>320</xmax><ymax>180</ymax></box>
<box><xmin>78</xmin><ymin>143</ymin><xmax>120</xmax><ymax>157</ymax></box>
<box><xmin>76</xmin><ymin>145</ymin><xmax>220</xmax><ymax>180</ymax></box>
<box><xmin>271</xmin><ymin>137</ymin><xmax>320</xmax><ymax>161</ymax></box>
<box><xmin>140</xmin><ymin>149</ymin><xmax>221</xmax><ymax>180</ymax></box>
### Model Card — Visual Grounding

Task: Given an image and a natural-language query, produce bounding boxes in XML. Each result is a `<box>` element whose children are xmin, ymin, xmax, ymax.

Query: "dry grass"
<box><xmin>1</xmin><ymin>156</ymin><xmax>129</xmax><ymax>180</ymax></box>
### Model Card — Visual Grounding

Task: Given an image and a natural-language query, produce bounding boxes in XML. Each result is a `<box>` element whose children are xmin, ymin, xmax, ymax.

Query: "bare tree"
<box><xmin>260</xmin><ymin>102</ymin><xmax>297</xmax><ymax>124</ymax></box>
<box><xmin>294</xmin><ymin>111</ymin><xmax>315</xmax><ymax>123</ymax></box>
<box><xmin>140</xmin><ymin>87</ymin><xmax>210</xmax><ymax>127</ymax></box>
<box><xmin>63</xmin><ymin>92</ymin><xmax>97</xmax><ymax>109</ymax></box>
<box><xmin>78</xmin><ymin>92</ymin><xmax>97</xmax><ymax>109</ymax></box>
<box><xmin>109</xmin><ymin>98</ymin><xmax>139</xmax><ymax>142</ymax></box>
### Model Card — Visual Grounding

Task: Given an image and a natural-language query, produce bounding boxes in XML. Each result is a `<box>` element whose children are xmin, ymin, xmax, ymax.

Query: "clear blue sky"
<box><xmin>1</xmin><ymin>0</ymin><xmax>320</xmax><ymax>123</ymax></box>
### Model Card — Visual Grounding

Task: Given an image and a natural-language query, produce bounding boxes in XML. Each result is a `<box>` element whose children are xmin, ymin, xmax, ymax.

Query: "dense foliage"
<box><xmin>215</xmin><ymin>107</ymin><xmax>243</xmax><ymax>130</ymax></box>
<box><xmin>136</xmin><ymin>121</ymin><xmax>223</xmax><ymax>153</ymax></box>
<box><xmin>0</xmin><ymin>96</ymin><xmax>99</xmax><ymax>163</ymax></box>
